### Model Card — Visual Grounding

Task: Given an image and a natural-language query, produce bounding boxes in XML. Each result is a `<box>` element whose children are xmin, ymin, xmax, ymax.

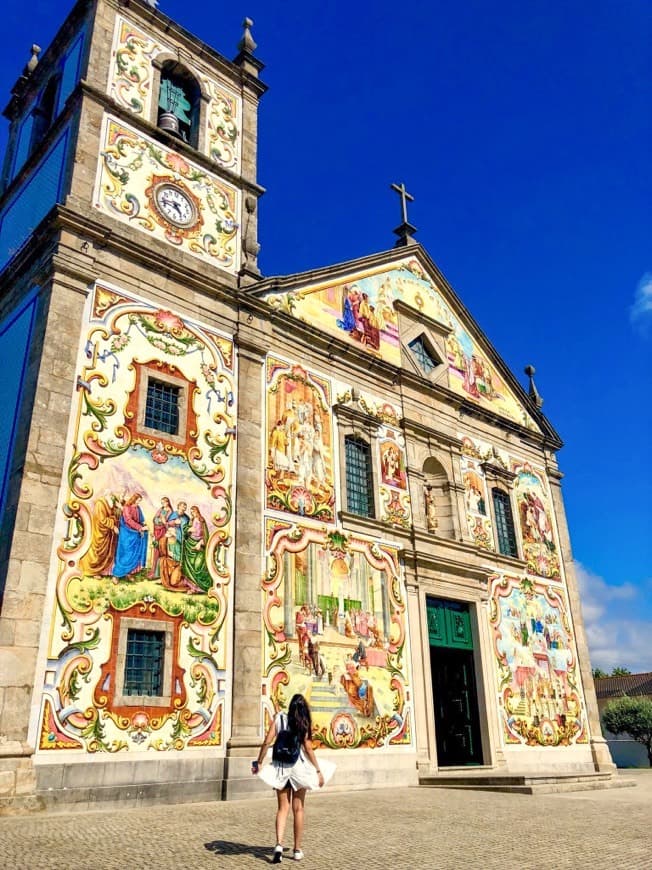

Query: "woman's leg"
<box><xmin>291</xmin><ymin>788</ymin><xmax>307</xmax><ymax>851</ymax></box>
<box><xmin>275</xmin><ymin>786</ymin><xmax>292</xmax><ymax>846</ymax></box>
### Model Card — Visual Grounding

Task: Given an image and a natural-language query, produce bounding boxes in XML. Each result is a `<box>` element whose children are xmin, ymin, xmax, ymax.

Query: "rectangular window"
<box><xmin>493</xmin><ymin>488</ymin><xmax>518</xmax><ymax>557</ymax></box>
<box><xmin>345</xmin><ymin>436</ymin><xmax>374</xmax><ymax>517</ymax></box>
<box><xmin>145</xmin><ymin>378</ymin><xmax>180</xmax><ymax>435</ymax></box>
<box><xmin>124</xmin><ymin>629</ymin><xmax>165</xmax><ymax>697</ymax></box>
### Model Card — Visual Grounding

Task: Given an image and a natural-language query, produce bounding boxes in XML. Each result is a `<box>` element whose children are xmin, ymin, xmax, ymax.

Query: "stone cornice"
<box><xmin>481</xmin><ymin>461</ymin><xmax>517</xmax><ymax>483</ymax></box>
<box><xmin>394</xmin><ymin>298</ymin><xmax>453</xmax><ymax>337</ymax></box>
<box><xmin>337</xmin><ymin>510</ymin><xmax>412</xmax><ymax>543</ymax></box>
<box><xmin>332</xmin><ymin>404</ymin><xmax>383</xmax><ymax>433</ymax></box>
<box><xmin>400</xmin><ymin>418</ymin><xmax>463</xmax><ymax>451</ymax></box>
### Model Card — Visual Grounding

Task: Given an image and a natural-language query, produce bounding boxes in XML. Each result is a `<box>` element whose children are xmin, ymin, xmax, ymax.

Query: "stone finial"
<box><xmin>238</xmin><ymin>17</ymin><xmax>257</xmax><ymax>54</ymax></box>
<box><xmin>524</xmin><ymin>364</ymin><xmax>544</xmax><ymax>409</ymax></box>
<box><xmin>142</xmin><ymin>0</ymin><xmax>160</xmax><ymax>9</ymax></box>
<box><xmin>23</xmin><ymin>44</ymin><xmax>41</xmax><ymax>77</ymax></box>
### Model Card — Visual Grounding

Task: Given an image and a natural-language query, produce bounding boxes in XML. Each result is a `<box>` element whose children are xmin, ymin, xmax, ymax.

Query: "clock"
<box><xmin>152</xmin><ymin>182</ymin><xmax>198</xmax><ymax>228</ymax></box>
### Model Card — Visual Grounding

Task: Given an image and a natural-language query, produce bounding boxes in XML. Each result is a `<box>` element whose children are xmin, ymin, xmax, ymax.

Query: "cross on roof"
<box><xmin>391</xmin><ymin>182</ymin><xmax>414</xmax><ymax>225</ymax></box>
<box><xmin>390</xmin><ymin>182</ymin><xmax>417</xmax><ymax>247</ymax></box>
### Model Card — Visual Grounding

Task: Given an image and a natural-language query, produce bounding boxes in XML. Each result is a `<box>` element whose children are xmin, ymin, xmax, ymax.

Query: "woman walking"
<box><xmin>252</xmin><ymin>693</ymin><xmax>334</xmax><ymax>863</ymax></box>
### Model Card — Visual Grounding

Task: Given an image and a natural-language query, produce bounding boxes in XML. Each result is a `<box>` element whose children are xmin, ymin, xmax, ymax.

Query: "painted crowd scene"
<box><xmin>262</xmin><ymin>522</ymin><xmax>413</xmax><ymax>751</ymax></box>
<box><xmin>40</xmin><ymin>284</ymin><xmax>235</xmax><ymax>753</ymax></box>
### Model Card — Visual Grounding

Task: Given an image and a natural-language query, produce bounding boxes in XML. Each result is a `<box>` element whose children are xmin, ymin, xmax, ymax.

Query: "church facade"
<box><xmin>0</xmin><ymin>0</ymin><xmax>612</xmax><ymax>812</ymax></box>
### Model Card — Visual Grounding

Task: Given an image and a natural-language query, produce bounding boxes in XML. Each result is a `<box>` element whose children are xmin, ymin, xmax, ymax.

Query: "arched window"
<box><xmin>30</xmin><ymin>75</ymin><xmax>59</xmax><ymax>156</ymax></box>
<box><xmin>157</xmin><ymin>62</ymin><xmax>201</xmax><ymax>147</ymax></box>
<box><xmin>492</xmin><ymin>488</ymin><xmax>518</xmax><ymax>557</ymax></box>
<box><xmin>345</xmin><ymin>435</ymin><xmax>374</xmax><ymax>517</ymax></box>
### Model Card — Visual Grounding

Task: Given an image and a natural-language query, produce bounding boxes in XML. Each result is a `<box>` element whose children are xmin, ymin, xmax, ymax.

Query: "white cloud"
<box><xmin>630</xmin><ymin>272</ymin><xmax>652</xmax><ymax>332</ymax></box>
<box><xmin>574</xmin><ymin>562</ymin><xmax>651</xmax><ymax>673</ymax></box>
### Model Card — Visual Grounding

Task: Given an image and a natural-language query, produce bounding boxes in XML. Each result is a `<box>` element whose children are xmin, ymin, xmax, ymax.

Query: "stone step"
<box><xmin>419</xmin><ymin>770</ymin><xmax>633</xmax><ymax>795</ymax></box>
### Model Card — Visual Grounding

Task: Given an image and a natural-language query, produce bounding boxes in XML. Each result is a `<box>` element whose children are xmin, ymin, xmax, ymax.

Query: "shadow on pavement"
<box><xmin>204</xmin><ymin>840</ymin><xmax>275</xmax><ymax>863</ymax></box>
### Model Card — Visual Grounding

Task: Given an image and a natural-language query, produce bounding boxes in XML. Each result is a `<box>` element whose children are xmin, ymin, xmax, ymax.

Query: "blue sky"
<box><xmin>2</xmin><ymin>1</ymin><xmax>650</xmax><ymax>671</ymax></box>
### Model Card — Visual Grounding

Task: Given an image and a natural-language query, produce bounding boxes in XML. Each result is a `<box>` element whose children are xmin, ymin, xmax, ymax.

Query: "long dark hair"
<box><xmin>287</xmin><ymin>693</ymin><xmax>312</xmax><ymax>743</ymax></box>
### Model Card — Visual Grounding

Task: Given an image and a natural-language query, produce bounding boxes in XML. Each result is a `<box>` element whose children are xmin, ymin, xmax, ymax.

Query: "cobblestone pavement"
<box><xmin>0</xmin><ymin>773</ymin><xmax>650</xmax><ymax>870</ymax></box>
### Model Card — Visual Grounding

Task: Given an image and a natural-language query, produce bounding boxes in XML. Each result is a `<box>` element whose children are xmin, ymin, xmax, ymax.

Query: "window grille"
<box><xmin>492</xmin><ymin>488</ymin><xmax>518</xmax><ymax>557</ymax></box>
<box><xmin>408</xmin><ymin>336</ymin><xmax>438</xmax><ymax>375</ymax></box>
<box><xmin>345</xmin><ymin>435</ymin><xmax>374</xmax><ymax>517</ymax></box>
<box><xmin>145</xmin><ymin>378</ymin><xmax>180</xmax><ymax>435</ymax></box>
<box><xmin>124</xmin><ymin>629</ymin><xmax>165</xmax><ymax>697</ymax></box>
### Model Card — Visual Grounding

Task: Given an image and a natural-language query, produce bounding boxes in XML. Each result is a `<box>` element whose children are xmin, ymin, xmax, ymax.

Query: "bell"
<box><xmin>158</xmin><ymin>111</ymin><xmax>180</xmax><ymax>136</ymax></box>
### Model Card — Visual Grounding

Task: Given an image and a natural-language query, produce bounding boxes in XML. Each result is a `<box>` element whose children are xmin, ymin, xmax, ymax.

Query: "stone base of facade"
<box><xmin>224</xmin><ymin>750</ymin><xmax>419</xmax><ymax>801</ymax></box>
<box><xmin>25</xmin><ymin>754</ymin><xmax>225</xmax><ymax>814</ymax></box>
<box><xmin>2</xmin><ymin>749</ymin><xmax>420</xmax><ymax>813</ymax></box>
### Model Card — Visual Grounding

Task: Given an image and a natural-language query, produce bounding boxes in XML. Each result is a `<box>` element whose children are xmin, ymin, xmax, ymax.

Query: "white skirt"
<box><xmin>258</xmin><ymin>750</ymin><xmax>336</xmax><ymax>792</ymax></box>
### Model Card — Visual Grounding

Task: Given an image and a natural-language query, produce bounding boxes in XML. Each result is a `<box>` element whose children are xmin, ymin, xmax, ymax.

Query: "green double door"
<box><xmin>427</xmin><ymin>598</ymin><xmax>483</xmax><ymax>766</ymax></box>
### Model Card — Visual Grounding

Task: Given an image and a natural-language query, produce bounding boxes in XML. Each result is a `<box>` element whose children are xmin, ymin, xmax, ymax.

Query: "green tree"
<box><xmin>602</xmin><ymin>696</ymin><xmax>652</xmax><ymax>767</ymax></box>
<box><xmin>610</xmin><ymin>667</ymin><xmax>632</xmax><ymax>676</ymax></box>
<box><xmin>592</xmin><ymin>667</ymin><xmax>607</xmax><ymax>678</ymax></box>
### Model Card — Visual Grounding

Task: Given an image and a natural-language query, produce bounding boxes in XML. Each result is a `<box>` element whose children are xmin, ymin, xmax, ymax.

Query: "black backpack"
<box><xmin>272</xmin><ymin>714</ymin><xmax>300</xmax><ymax>765</ymax></box>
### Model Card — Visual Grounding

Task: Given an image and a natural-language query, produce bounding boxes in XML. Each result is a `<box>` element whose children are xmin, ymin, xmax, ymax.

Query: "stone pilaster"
<box><xmin>548</xmin><ymin>471</ymin><xmax>615</xmax><ymax>772</ymax></box>
<box><xmin>0</xmin><ymin>274</ymin><xmax>86</xmax><ymax>809</ymax></box>
<box><xmin>223</xmin><ymin>310</ymin><xmax>269</xmax><ymax>797</ymax></box>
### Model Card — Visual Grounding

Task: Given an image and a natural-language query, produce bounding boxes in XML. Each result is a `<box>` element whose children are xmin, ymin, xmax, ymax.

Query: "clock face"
<box><xmin>153</xmin><ymin>183</ymin><xmax>198</xmax><ymax>228</ymax></box>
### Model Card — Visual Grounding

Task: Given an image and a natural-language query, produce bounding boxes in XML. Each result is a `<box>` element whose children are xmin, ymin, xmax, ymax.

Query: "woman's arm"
<box><xmin>302</xmin><ymin>737</ymin><xmax>325</xmax><ymax>787</ymax></box>
<box><xmin>252</xmin><ymin>718</ymin><xmax>278</xmax><ymax>774</ymax></box>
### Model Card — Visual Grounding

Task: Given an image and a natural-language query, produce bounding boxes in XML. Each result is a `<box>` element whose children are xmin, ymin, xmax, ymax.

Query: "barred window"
<box><xmin>492</xmin><ymin>488</ymin><xmax>518</xmax><ymax>557</ymax></box>
<box><xmin>345</xmin><ymin>435</ymin><xmax>374</xmax><ymax>517</ymax></box>
<box><xmin>408</xmin><ymin>335</ymin><xmax>439</xmax><ymax>375</ymax></box>
<box><xmin>145</xmin><ymin>378</ymin><xmax>180</xmax><ymax>435</ymax></box>
<box><xmin>124</xmin><ymin>629</ymin><xmax>165</xmax><ymax>697</ymax></box>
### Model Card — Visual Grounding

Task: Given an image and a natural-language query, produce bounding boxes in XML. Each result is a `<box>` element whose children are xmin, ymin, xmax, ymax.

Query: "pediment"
<box><xmin>259</xmin><ymin>249</ymin><xmax>545</xmax><ymax>434</ymax></box>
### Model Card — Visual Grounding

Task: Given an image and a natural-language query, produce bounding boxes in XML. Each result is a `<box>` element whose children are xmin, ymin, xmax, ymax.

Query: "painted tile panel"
<box><xmin>94</xmin><ymin>116</ymin><xmax>240</xmax><ymax>273</ymax></box>
<box><xmin>264</xmin><ymin>258</ymin><xmax>539</xmax><ymax>430</ymax></box>
<box><xmin>261</xmin><ymin>520</ymin><xmax>413</xmax><ymax>750</ymax></box>
<box><xmin>108</xmin><ymin>15</ymin><xmax>241</xmax><ymax>172</ymax></box>
<box><xmin>490</xmin><ymin>575</ymin><xmax>588</xmax><ymax>747</ymax></box>
<box><xmin>265</xmin><ymin>358</ymin><xmax>335</xmax><ymax>522</ymax></box>
<box><xmin>512</xmin><ymin>460</ymin><xmax>561</xmax><ymax>580</ymax></box>
<box><xmin>38</xmin><ymin>284</ymin><xmax>236</xmax><ymax>753</ymax></box>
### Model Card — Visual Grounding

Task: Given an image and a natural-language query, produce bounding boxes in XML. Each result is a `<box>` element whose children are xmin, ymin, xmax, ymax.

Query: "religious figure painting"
<box><xmin>461</xmin><ymin>456</ymin><xmax>494</xmax><ymax>550</ymax></box>
<box><xmin>262</xmin><ymin>258</ymin><xmax>539</xmax><ymax>431</ymax></box>
<box><xmin>379</xmin><ymin>432</ymin><xmax>407</xmax><ymax>490</ymax></box>
<box><xmin>38</xmin><ymin>284</ymin><xmax>235</xmax><ymax>754</ymax></box>
<box><xmin>512</xmin><ymin>462</ymin><xmax>560</xmax><ymax>579</ymax></box>
<box><xmin>262</xmin><ymin>521</ymin><xmax>413</xmax><ymax>751</ymax></box>
<box><xmin>490</xmin><ymin>575</ymin><xmax>588</xmax><ymax>747</ymax></box>
<box><xmin>265</xmin><ymin>357</ymin><xmax>335</xmax><ymax>522</ymax></box>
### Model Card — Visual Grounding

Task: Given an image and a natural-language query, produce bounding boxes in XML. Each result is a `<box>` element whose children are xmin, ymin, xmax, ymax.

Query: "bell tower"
<box><xmin>0</xmin><ymin>0</ymin><xmax>266</xmax><ymax>811</ymax></box>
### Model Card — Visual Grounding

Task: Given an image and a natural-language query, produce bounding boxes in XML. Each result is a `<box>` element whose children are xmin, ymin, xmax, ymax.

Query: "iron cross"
<box><xmin>391</xmin><ymin>182</ymin><xmax>414</xmax><ymax>226</ymax></box>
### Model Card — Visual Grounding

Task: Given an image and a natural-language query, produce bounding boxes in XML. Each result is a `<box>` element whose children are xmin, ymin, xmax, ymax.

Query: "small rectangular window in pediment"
<box><xmin>408</xmin><ymin>335</ymin><xmax>441</xmax><ymax>375</ymax></box>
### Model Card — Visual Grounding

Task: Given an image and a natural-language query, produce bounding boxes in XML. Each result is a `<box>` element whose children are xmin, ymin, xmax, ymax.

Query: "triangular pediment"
<box><xmin>257</xmin><ymin>247</ymin><xmax>548</xmax><ymax>436</ymax></box>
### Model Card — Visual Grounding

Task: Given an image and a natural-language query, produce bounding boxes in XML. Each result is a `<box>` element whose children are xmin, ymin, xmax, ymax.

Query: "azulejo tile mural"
<box><xmin>490</xmin><ymin>575</ymin><xmax>588</xmax><ymax>747</ymax></box>
<box><xmin>38</xmin><ymin>284</ymin><xmax>236</xmax><ymax>753</ymax></box>
<box><xmin>261</xmin><ymin>521</ymin><xmax>413</xmax><ymax>750</ymax></box>
<box><xmin>461</xmin><ymin>453</ymin><xmax>494</xmax><ymax>550</ymax></box>
<box><xmin>378</xmin><ymin>427</ymin><xmax>411</xmax><ymax>528</ymax></box>
<box><xmin>95</xmin><ymin>116</ymin><xmax>240</xmax><ymax>273</ymax></box>
<box><xmin>511</xmin><ymin>461</ymin><xmax>560</xmax><ymax>580</ymax></box>
<box><xmin>264</xmin><ymin>258</ymin><xmax>538</xmax><ymax>430</ymax></box>
<box><xmin>265</xmin><ymin>358</ymin><xmax>335</xmax><ymax>522</ymax></box>
<box><xmin>109</xmin><ymin>16</ymin><xmax>162</xmax><ymax>121</ymax></box>
<box><xmin>108</xmin><ymin>15</ymin><xmax>241</xmax><ymax>173</ymax></box>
